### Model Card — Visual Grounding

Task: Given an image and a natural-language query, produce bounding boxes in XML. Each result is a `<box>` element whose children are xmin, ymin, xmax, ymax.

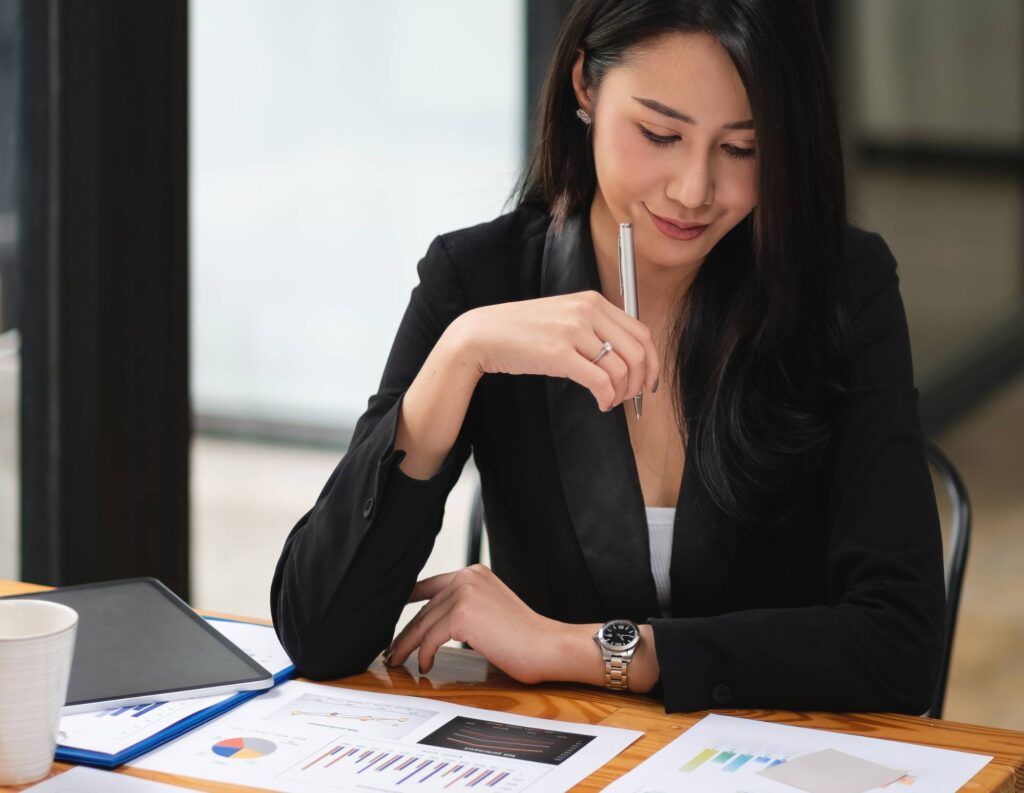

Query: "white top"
<box><xmin>646</xmin><ymin>506</ymin><xmax>676</xmax><ymax>617</ymax></box>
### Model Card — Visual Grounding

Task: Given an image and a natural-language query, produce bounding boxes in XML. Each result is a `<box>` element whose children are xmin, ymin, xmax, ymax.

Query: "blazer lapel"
<box><xmin>669</xmin><ymin>463</ymin><xmax>737</xmax><ymax>617</ymax></box>
<box><xmin>540</xmin><ymin>210</ymin><xmax>660</xmax><ymax>621</ymax></box>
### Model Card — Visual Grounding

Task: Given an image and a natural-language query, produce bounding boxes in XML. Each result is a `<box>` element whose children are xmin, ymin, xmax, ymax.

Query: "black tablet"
<box><xmin>1</xmin><ymin>578</ymin><xmax>274</xmax><ymax>714</ymax></box>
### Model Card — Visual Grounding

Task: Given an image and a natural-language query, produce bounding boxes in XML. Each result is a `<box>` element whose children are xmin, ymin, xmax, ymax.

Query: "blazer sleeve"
<box><xmin>270</xmin><ymin>234</ymin><xmax>474</xmax><ymax>680</ymax></box>
<box><xmin>649</xmin><ymin>232</ymin><xmax>947</xmax><ymax>714</ymax></box>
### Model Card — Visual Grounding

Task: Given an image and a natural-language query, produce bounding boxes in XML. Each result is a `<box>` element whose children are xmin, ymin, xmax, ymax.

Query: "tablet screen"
<box><xmin>2</xmin><ymin>578</ymin><xmax>273</xmax><ymax>710</ymax></box>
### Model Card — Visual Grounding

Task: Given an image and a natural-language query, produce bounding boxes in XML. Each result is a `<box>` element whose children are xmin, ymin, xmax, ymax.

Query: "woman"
<box><xmin>271</xmin><ymin>0</ymin><xmax>945</xmax><ymax>714</ymax></box>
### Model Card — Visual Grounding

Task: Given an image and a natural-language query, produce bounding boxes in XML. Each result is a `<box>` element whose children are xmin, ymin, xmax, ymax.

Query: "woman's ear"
<box><xmin>571</xmin><ymin>48</ymin><xmax>593</xmax><ymax>114</ymax></box>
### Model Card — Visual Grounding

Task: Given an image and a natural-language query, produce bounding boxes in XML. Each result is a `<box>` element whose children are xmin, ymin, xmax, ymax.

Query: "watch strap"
<box><xmin>605</xmin><ymin>654</ymin><xmax>630</xmax><ymax>690</ymax></box>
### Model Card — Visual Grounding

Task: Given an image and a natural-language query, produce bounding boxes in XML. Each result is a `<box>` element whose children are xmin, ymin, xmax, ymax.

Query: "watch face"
<box><xmin>601</xmin><ymin>620</ymin><xmax>638</xmax><ymax>649</ymax></box>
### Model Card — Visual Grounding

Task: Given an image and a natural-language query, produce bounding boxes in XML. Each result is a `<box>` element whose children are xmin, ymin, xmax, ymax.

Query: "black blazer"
<box><xmin>271</xmin><ymin>203</ymin><xmax>945</xmax><ymax>715</ymax></box>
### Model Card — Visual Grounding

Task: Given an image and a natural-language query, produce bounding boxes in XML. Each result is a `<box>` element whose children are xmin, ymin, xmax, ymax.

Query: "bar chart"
<box><xmin>680</xmin><ymin>746</ymin><xmax>787</xmax><ymax>773</ymax></box>
<box><xmin>279</xmin><ymin>740</ymin><xmax>528</xmax><ymax>791</ymax></box>
<box><xmin>72</xmin><ymin>698</ymin><xmax>209</xmax><ymax>741</ymax></box>
<box><xmin>678</xmin><ymin>746</ymin><xmax>918</xmax><ymax>786</ymax></box>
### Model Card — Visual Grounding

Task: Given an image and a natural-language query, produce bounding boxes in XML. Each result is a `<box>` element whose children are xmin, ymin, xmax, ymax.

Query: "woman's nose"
<box><xmin>666</xmin><ymin>156</ymin><xmax>714</xmax><ymax>209</ymax></box>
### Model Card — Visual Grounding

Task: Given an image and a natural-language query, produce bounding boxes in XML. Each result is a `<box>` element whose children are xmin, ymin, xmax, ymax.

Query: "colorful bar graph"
<box><xmin>680</xmin><ymin>746</ymin><xmax>787</xmax><ymax>776</ymax></box>
<box><xmin>681</xmin><ymin>748</ymin><xmax>718</xmax><ymax>772</ymax></box>
<box><xmin>724</xmin><ymin>753</ymin><xmax>753</xmax><ymax>771</ymax></box>
<box><xmin>400</xmin><ymin>758</ymin><xmax>431</xmax><ymax>784</ymax></box>
<box><xmin>132</xmin><ymin>702</ymin><xmax>164</xmax><ymax>717</ymax></box>
<box><xmin>303</xmin><ymin>745</ymin><xmax>339</xmax><ymax>770</ymax></box>
<box><xmin>293</xmin><ymin>742</ymin><xmax>518</xmax><ymax>789</ymax></box>
<box><xmin>446</xmin><ymin>766</ymin><xmax>479</xmax><ymax>788</ymax></box>
<box><xmin>377</xmin><ymin>754</ymin><xmax>403</xmax><ymax>771</ymax></box>
<box><xmin>357</xmin><ymin>752</ymin><xmax>387</xmax><ymax>773</ymax></box>
<box><xmin>326</xmin><ymin>747</ymin><xmax>357</xmax><ymax>768</ymax></box>
<box><xmin>420</xmin><ymin>762</ymin><xmax>449</xmax><ymax>783</ymax></box>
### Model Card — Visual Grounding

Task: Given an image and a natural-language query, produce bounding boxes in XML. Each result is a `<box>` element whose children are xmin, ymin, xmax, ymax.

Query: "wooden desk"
<box><xmin>3</xmin><ymin>579</ymin><xmax>1022</xmax><ymax>792</ymax></box>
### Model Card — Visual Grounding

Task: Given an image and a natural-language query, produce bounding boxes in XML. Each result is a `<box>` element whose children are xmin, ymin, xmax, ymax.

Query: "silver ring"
<box><xmin>590</xmin><ymin>340</ymin><xmax>613</xmax><ymax>364</ymax></box>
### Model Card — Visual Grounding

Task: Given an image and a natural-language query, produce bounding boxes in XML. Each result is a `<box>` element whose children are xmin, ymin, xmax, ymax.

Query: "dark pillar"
<box><xmin>18</xmin><ymin>1</ymin><xmax>190</xmax><ymax>598</ymax></box>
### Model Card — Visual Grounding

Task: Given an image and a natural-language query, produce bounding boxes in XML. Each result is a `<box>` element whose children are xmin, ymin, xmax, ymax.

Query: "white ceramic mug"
<box><xmin>0</xmin><ymin>599</ymin><xmax>78</xmax><ymax>785</ymax></box>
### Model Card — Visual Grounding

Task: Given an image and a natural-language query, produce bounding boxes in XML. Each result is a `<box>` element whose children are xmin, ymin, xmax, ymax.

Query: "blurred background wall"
<box><xmin>190</xmin><ymin>0</ymin><xmax>524</xmax><ymax>432</ymax></box>
<box><xmin>0</xmin><ymin>0</ymin><xmax>1020</xmax><ymax>729</ymax></box>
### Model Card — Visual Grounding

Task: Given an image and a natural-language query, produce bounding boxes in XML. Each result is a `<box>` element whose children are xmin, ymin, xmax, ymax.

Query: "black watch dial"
<box><xmin>601</xmin><ymin>620</ymin><xmax>638</xmax><ymax>648</ymax></box>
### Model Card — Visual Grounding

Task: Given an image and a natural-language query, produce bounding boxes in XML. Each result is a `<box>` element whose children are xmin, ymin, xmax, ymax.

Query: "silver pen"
<box><xmin>618</xmin><ymin>223</ymin><xmax>642</xmax><ymax>419</ymax></box>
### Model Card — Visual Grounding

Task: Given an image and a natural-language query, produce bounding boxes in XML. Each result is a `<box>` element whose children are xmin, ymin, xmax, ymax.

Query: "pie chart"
<box><xmin>212</xmin><ymin>736</ymin><xmax>277</xmax><ymax>759</ymax></box>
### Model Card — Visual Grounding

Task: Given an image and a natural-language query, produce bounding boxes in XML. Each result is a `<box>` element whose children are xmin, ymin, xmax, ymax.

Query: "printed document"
<box><xmin>604</xmin><ymin>713</ymin><xmax>990</xmax><ymax>793</ymax></box>
<box><xmin>131</xmin><ymin>679</ymin><xmax>642</xmax><ymax>792</ymax></box>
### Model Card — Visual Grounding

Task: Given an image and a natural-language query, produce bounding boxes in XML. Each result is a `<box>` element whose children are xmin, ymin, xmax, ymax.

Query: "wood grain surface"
<box><xmin>1</xmin><ymin>580</ymin><xmax>1020</xmax><ymax>792</ymax></box>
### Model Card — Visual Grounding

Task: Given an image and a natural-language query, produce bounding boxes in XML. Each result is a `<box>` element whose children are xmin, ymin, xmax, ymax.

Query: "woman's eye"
<box><xmin>723</xmin><ymin>144</ymin><xmax>756</xmax><ymax>160</ymax></box>
<box><xmin>638</xmin><ymin>124</ymin><xmax>756</xmax><ymax>160</ymax></box>
<box><xmin>638</xmin><ymin>124</ymin><xmax>677</xmax><ymax>147</ymax></box>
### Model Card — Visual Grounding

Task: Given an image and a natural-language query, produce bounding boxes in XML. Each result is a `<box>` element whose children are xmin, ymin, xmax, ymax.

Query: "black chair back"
<box><xmin>925</xmin><ymin>438</ymin><xmax>972</xmax><ymax>720</ymax></box>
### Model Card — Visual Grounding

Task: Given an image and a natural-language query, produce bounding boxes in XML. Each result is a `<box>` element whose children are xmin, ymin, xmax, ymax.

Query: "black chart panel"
<box><xmin>417</xmin><ymin>716</ymin><xmax>595</xmax><ymax>765</ymax></box>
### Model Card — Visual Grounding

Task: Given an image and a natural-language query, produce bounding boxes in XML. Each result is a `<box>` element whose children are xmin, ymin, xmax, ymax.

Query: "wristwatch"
<box><xmin>593</xmin><ymin>619</ymin><xmax>640</xmax><ymax>691</ymax></box>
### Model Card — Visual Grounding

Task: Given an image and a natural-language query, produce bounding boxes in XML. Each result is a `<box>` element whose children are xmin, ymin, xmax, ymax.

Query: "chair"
<box><xmin>925</xmin><ymin>437</ymin><xmax>972</xmax><ymax>720</ymax></box>
<box><xmin>466</xmin><ymin>478</ymin><xmax>485</xmax><ymax>569</ymax></box>
<box><xmin>463</xmin><ymin>438</ymin><xmax>971</xmax><ymax>719</ymax></box>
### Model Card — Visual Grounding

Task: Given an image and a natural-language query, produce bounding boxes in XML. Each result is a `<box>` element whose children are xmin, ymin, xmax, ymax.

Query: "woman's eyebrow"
<box><xmin>632</xmin><ymin>96</ymin><xmax>754</xmax><ymax>130</ymax></box>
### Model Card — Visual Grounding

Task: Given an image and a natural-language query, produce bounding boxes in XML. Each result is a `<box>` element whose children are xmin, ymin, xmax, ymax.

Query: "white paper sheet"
<box><xmin>130</xmin><ymin>679</ymin><xmax>642</xmax><ymax>792</ymax></box>
<box><xmin>604</xmin><ymin>714</ymin><xmax>991</xmax><ymax>793</ymax></box>
<box><xmin>57</xmin><ymin>619</ymin><xmax>293</xmax><ymax>755</ymax></box>
<box><xmin>25</xmin><ymin>765</ymin><xmax>193</xmax><ymax>792</ymax></box>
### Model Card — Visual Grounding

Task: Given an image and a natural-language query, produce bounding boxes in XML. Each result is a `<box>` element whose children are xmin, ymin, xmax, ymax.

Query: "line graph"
<box><xmin>267</xmin><ymin>693</ymin><xmax>437</xmax><ymax>739</ymax></box>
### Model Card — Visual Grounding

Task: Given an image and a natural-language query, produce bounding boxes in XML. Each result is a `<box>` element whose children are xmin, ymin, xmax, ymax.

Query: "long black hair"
<box><xmin>509</xmin><ymin>0</ymin><xmax>852</xmax><ymax>528</ymax></box>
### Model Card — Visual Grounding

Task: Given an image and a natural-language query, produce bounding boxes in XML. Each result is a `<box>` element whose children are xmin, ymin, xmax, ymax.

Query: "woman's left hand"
<box><xmin>385</xmin><ymin>564</ymin><xmax>563</xmax><ymax>684</ymax></box>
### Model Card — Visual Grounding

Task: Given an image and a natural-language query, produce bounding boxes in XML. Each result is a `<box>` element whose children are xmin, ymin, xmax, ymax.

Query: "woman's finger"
<box><xmin>597</xmin><ymin>305</ymin><xmax>661</xmax><ymax>395</ymax></box>
<box><xmin>409</xmin><ymin>571</ymin><xmax>457</xmax><ymax>602</ymax></box>
<box><xmin>594</xmin><ymin>348</ymin><xmax>631</xmax><ymax>407</ymax></box>
<box><xmin>581</xmin><ymin>292</ymin><xmax>661</xmax><ymax>394</ymax></box>
<box><xmin>586</xmin><ymin>317</ymin><xmax>649</xmax><ymax>405</ymax></box>
<box><xmin>563</xmin><ymin>340</ymin><xmax>619</xmax><ymax>411</ymax></box>
<box><xmin>389</xmin><ymin>581</ymin><xmax>464</xmax><ymax>667</ymax></box>
<box><xmin>416</xmin><ymin>601</ymin><xmax>465</xmax><ymax>674</ymax></box>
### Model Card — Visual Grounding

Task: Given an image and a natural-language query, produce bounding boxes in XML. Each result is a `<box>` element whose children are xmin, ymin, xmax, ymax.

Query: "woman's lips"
<box><xmin>646</xmin><ymin>206</ymin><xmax>709</xmax><ymax>241</ymax></box>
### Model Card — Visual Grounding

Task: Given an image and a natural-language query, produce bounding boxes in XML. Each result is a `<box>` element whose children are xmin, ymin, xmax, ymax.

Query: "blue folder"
<box><xmin>55</xmin><ymin>617</ymin><xmax>297</xmax><ymax>768</ymax></box>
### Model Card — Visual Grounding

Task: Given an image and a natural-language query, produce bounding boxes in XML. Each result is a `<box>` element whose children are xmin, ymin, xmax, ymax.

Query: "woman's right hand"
<box><xmin>451</xmin><ymin>290</ymin><xmax>661</xmax><ymax>412</ymax></box>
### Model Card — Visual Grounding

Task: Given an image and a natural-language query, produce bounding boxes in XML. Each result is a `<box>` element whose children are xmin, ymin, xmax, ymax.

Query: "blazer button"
<box><xmin>711</xmin><ymin>683</ymin><xmax>732</xmax><ymax>705</ymax></box>
<box><xmin>362</xmin><ymin>497</ymin><xmax>375</xmax><ymax>519</ymax></box>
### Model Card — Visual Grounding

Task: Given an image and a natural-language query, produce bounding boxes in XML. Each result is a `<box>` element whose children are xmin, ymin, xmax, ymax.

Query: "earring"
<box><xmin>576</xmin><ymin>107</ymin><xmax>592</xmax><ymax>125</ymax></box>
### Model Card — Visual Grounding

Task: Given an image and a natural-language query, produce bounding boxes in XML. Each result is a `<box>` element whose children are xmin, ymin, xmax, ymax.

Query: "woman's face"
<box><xmin>573</xmin><ymin>32</ymin><xmax>758</xmax><ymax>270</ymax></box>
